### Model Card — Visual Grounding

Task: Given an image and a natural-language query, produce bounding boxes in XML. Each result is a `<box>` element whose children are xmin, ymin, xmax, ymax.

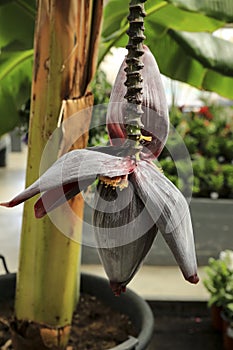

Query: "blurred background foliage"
<box><xmin>159</xmin><ymin>103</ymin><xmax>233</xmax><ymax>199</ymax></box>
<box><xmin>88</xmin><ymin>70</ymin><xmax>111</xmax><ymax>147</ymax></box>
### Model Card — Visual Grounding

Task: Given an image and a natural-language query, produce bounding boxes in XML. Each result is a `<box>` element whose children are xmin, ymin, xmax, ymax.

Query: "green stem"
<box><xmin>15</xmin><ymin>2</ymin><xmax>82</xmax><ymax>330</ymax></box>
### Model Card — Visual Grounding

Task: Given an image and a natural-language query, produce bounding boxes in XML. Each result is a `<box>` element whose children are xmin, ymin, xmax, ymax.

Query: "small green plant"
<box><xmin>203</xmin><ymin>250</ymin><xmax>233</xmax><ymax>308</ymax></box>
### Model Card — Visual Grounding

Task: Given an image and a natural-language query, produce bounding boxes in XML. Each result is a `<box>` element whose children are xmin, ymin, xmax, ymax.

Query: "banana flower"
<box><xmin>0</xmin><ymin>47</ymin><xmax>199</xmax><ymax>295</ymax></box>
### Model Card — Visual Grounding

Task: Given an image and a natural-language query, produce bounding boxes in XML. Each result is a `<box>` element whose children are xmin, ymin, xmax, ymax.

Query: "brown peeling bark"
<box><xmin>58</xmin><ymin>94</ymin><xmax>94</xmax><ymax>156</ymax></box>
<box><xmin>58</xmin><ymin>94</ymin><xmax>94</xmax><ymax>232</ymax></box>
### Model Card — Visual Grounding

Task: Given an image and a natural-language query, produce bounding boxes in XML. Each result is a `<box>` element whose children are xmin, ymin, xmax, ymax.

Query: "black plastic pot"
<box><xmin>0</xmin><ymin>272</ymin><xmax>154</xmax><ymax>350</ymax></box>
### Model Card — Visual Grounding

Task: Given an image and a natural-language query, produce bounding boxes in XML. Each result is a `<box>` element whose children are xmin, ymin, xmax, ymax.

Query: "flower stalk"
<box><xmin>124</xmin><ymin>0</ymin><xmax>146</xmax><ymax>143</ymax></box>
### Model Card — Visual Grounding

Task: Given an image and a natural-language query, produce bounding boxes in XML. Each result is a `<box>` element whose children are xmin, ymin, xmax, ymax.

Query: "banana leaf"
<box><xmin>0</xmin><ymin>0</ymin><xmax>35</xmax><ymax>49</ymax></box>
<box><xmin>149</xmin><ymin>30</ymin><xmax>233</xmax><ymax>99</ymax></box>
<box><xmin>166</xmin><ymin>0</ymin><xmax>233</xmax><ymax>22</ymax></box>
<box><xmin>0</xmin><ymin>1</ymin><xmax>35</xmax><ymax>135</ymax></box>
<box><xmin>101</xmin><ymin>0</ymin><xmax>233</xmax><ymax>99</ymax></box>
<box><xmin>0</xmin><ymin>50</ymin><xmax>33</xmax><ymax>135</ymax></box>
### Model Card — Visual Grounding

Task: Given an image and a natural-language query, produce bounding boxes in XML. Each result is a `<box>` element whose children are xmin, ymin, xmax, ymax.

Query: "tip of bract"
<box><xmin>110</xmin><ymin>281</ymin><xmax>126</xmax><ymax>296</ymax></box>
<box><xmin>187</xmin><ymin>274</ymin><xmax>199</xmax><ymax>284</ymax></box>
<box><xmin>0</xmin><ymin>202</ymin><xmax>12</xmax><ymax>208</ymax></box>
<box><xmin>34</xmin><ymin>197</ymin><xmax>48</xmax><ymax>219</ymax></box>
<box><xmin>34</xmin><ymin>204</ymin><xmax>46</xmax><ymax>219</ymax></box>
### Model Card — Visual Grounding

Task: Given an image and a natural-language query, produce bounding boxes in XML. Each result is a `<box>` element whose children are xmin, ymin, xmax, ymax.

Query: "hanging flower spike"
<box><xmin>0</xmin><ymin>0</ymin><xmax>199</xmax><ymax>295</ymax></box>
<box><xmin>93</xmin><ymin>0</ymin><xmax>198</xmax><ymax>293</ymax></box>
<box><xmin>93</xmin><ymin>0</ymin><xmax>159</xmax><ymax>295</ymax></box>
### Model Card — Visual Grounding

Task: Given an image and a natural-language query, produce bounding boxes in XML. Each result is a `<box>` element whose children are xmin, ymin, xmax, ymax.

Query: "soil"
<box><xmin>69</xmin><ymin>294</ymin><xmax>137</xmax><ymax>349</ymax></box>
<box><xmin>0</xmin><ymin>298</ymin><xmax>224</xmax><ymax>350</ymax></box>
<box><xmin>0</xmin><ymin>294</ymin><xmax>137</xmax><ymax>350</ymax></box>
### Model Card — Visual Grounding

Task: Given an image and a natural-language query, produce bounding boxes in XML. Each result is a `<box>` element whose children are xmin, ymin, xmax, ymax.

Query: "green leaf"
<box><xmin>149</xmin><ymin>31</ymin><xmax>233</xmax><ymax>99</ymax></box>
<box><xmin>99</xmin><ymin>0</ymin><xmax>224</xmax><ymax>64</ymax></box>
<box><xmin>0</xmin><ymin>90</ymin><xmax>19</xmax><ymax>135</ymax></box>
<box><xmin>101</xmin><ymin>0</ymin><xmax>224</xmax><ymax>47</ymax></box>
<box><xmin>171</xmin><ymin>31</ymin><xmax>233</xmax><ymax>77</ymax></box>
<box><xmin>0</xmin><ymin>50</ymin><xmax>33</xmax><ymax>135</ymax></box>
<box><xmin>203</xmin><ymin>70</ymin><xmax>233</xmax><ymax>99</ymax></box>
<box><xmin>0</xmin><ymin>1</ymin><xmax>35</xmax><ymax>135</ymax></box>
<box><xmin>166</xmin><ymin>0</ymin><xmax>233</xmax><ymax>22</ymax></box>
<box><xmin>0</xmin><ymin>0</ymin><xmax>9</xmax><ymax>5</ymax></box>
<box><xmin>145</xmin><ymin>2</ymin><xmax>223</xmax><ymax>33</ymax></box>
<box><xmin>102</xmin><ymin>0</ymin><xmax>128</xmax><ymax>38</ymax></box>
<box><xmin>148</xmin><ymin>31</ymin><xmax>204</xmax><ymax>87</ymax></box>
<box><xmin>0</xmin><ymin>0</ymin><xmax>35</xmax><ymax>49</ymax></box>
<box><xmin>0</xmin><ymin>50</ymin><xmax>33</xmax><ymax>81</ymax></box>
<box><xmin>100</xmin><ymin>0</ymin><xmax>233</xmax><ymax>99</ymax></box>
